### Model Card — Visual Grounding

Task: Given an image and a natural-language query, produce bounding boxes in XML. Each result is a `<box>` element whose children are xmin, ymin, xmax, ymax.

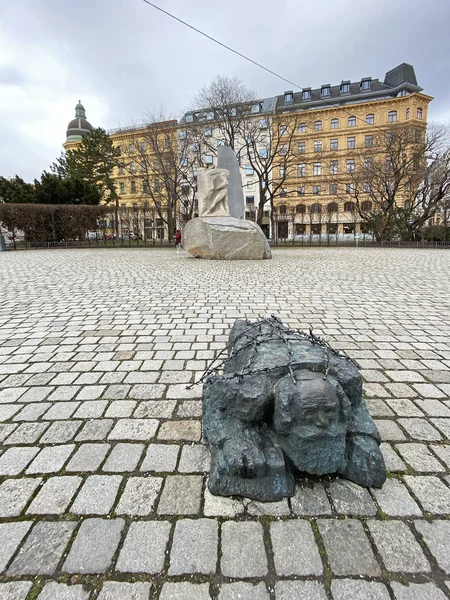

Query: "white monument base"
<box><xmin>183</xmin><ymin>217</ymin><xmax>272</xmax><ymax>261</ymax></box>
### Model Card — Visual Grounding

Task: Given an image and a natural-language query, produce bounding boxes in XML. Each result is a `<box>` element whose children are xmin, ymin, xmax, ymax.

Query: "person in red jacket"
<box><xmin>175</xmin><ymin>229</ymin><xmax>182</xmax><ymax>253</ymax></box>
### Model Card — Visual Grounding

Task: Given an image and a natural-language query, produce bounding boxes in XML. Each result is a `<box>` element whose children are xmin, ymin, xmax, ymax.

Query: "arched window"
<box><xmin>344</xmin><ymin>201</ymin><xmax>356</xmax><ymax>212</ymax></box>
<box><xmin>311</xmin><ymin>203</ymin><xmax>322</xmax><ymax>213</ymax></box>
<box><xmin>331</xmin><ymin>118</ymin><xmax>339</xmax><ymax>129</ymax></box>
<box><xmin>417</xmin><ymin>108</ymin><xmax>423</xmax><ymax>119</ymax></box>
<box><xmin>406</xmin><ymin>108</ymin><xmax>410</xmax><ymax>119</ymax></box>
<box><xmin>279</xmin><ymin>204</ymin><xmax>287</xmax><ymax>214</ymax></box>
<box><xmin>327</xmin><ymin>202</ymin><xmax>338</xmax><ymax>213</ymax></box>
<box><xmin>296</xmin><ymin>204</ymin><xmax>306</xmax><ymax>214</ymax></box>
<box><xmin>366</xmin><ymin>113</ymin><xmax>374</xmax><ymax>125</ymax></box>
<box><xmin>348</xmin><ymin>116</ymin><xmax>356</xmax><ymax>127</ymax></box>
<box><xmin>388</xmin><ymin>110</ymin><xmax>398</xmax><ymax>123</ymax></box>
<box><xmin>361</xmin><ymin>200</ymin><xmax>372</xmax><ymax>212</ymax></box>
<box><xmin>314</xmin><ymin>120</ymin><xmax>322</xmax><ymax>131</ymax></box>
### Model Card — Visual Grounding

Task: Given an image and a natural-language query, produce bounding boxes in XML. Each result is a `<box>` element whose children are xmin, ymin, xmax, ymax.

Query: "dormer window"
<box><xmin>206</xmin><ymin>111</ymin><xmax>214</xmax><ymax>121</ymax></box>
<box><xmin>341</xmin><ymin>81</ymin><xmax>350</xmax><ymax>94</ymax></box>
<box><xmin>321</xmin><ymin>85</ymin><xmax>331</xmax><ymax>97</ymax></box>
<box><xmin>361</xmin><ymin>78</ymin><xmax>371</xmax><ymax>91</ymax></box>
<box><xmin>186</xmin><ymin>114</ymin><xmax>194</xmax><ymax>123</ymax></box>
<box><xmin>302</xmin><ymin>88</ymin><xmax>311</xmax><ymax>100</ymax></box>
<box><xmin>284</xmin><ymin>91</ymin><xmax>294</xmax><ymax>103</ymax></box>
<box><xmin>251</xmin><ymin>103</ymin><xmax>261</xmax><ymax>113</ymax></box>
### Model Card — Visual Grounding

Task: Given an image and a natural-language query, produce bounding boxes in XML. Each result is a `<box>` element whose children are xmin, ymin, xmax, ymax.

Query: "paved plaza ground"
<box><xmin>0</xmin><ymin>247</ymin><xmax>449</xmax><ymax>600</ymax></box>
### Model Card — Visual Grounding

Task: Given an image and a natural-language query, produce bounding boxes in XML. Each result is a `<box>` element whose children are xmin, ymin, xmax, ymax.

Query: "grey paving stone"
<box><xmin>431</xmin><ymin>444</ymin><xmax>450</xmax><ymax>468</ymax></box>
<box><xmin>18</xmin><ymin>386</ymin><xmax>53</xmax><ymax>403</ymax></box>
<box><xmin>178</xmin><ymin>444</ymin><xmax>210</xmax><ymax>472</ymax></box>
<box><xmin>271</xmin><ymin>520</ymin><xmax>322</xmax><ymax>576</ymax></box>
<box><xmin>158</xmin><ymin>475</ymin><xmax>202</xmax><ymax>515</ymax></box>
<box><xmin>397</xmin><ymin>418</ymin><xmax>442</xmax><ymax>441</ymax></box>
<box><xmin>0</xmin><ymin>478</ymin><xmax>42</xmax><ymax>517</ymax></box>
<box><xmin>66</xmin><ymin>443</ymin><xmax>110</xmax><ymax>471</ymax></box>
<box><xmin>374</xmin><ymin>419</ymin><xmax>407</xmax><ymax>441</ymax></box>
<box><xmin>159</xmin><ymin>582</ymin><xmax>211</xmax><ymax>600</ymax></box>
<box><xmin>134</xmin><ymin>400</ymin><xmax>176</xmax><ymax>418</ymax></box>
<box><xmin>105</xmin><ymin>400</ymin><xmax>137</xmax><ymax>417</ymax></box>
<box><xmin>371</xmin><ymin>477</ymin><xmax>421</xmax><ymax>516</ymax></box>
<box><xmin>116</xmin><ymin>520</ymin><xmax>171</xmax><ymax>573</ymax></box>
<box><xmin>115</xmin><ymin>476</ymin><xmax>163</xmax><ymax>515</ymax></box>
<box><xmin>104</xmin><ymin>384</ymin><xmax>131</xmax><ymax>400</ymax></box>
<box><xmin>275</xmin><ymin>581</ymin><xmax>327</xmax><ymax>600</ymax></box>
<box><xmin>0</xmin><ymin>521</ymin><xmax>32</xmax><ymax>572</ymax></box>
<box><xmin>169</xmin><ymin>518</ymin><xmax>218</xmax><ymax>575</ymax></box>
<box><xmin>108</xmin><ymin>418</ymin><xmax>159</xmax><ymax>441</ymax></box>
<box><xmin>75</xmin><ymin>418</ymin><xmax>114</xmax><ymax>441</ymax></box>
<box><xmin>76</xmin><ymin>385</ymin><xmax>106</xmax><ymax>400</ymax></box>
<box><xmin>414</xmin><ymin>399</ymin><xmax>450</xmax><ymax>417</ymax></box>
<box><xmin>97</xmin><ymin>581</ymin><xmax>152</xmax><ymax>600</ymax></box>
<box><xmin>203</xmin><ymin>486</ymin><xmax>244</xmax><ymax>517</ymax></box>
<box><xmin>8</xmin><ymin>521</ymin><xmax>76</xmax><ymax>575</ymax></box>
<box><xmin>247</xmin><ymin>498</ymin><xmax>290</xmax><ymax>516</ymax></box>
<box><xmin>63</xmin><ymin>517</ymin><xmax>125</xmax><ymax>573</ymax></box>
<box><xmin>330</xmin><ymin>579</ymin><xmax>390</xmax><ymax>600</ymax></box>
<box><xmin>368</xmin><ymin>520</ymin><xmax>430</xmax><ymax>573</ymax></box>
<box><xmin>39</xmin><ymin>420</ymin><xmax>82</xmax><ymax>444</ymax></box>
<box><xmin>221</xmin><ymin>521</ymin><xmax>267</xmax><ymax>578</ymax></box>
<box><xmin>329</xmin><ymin>480</ymin><xmax>377</xmax><ymax>515</ymax></box>
<box><xmin>70</xmin><ymin>474</ymin><xmax>122</xmax><ymax>514</ymax></box>
<box><xmin>37</xmin><ymin>582</ymin><xmax>91</xmax><ymax>600</ymax></box>
<box><xmin>176</xmin><ymin>400</ymin><xmax>202</xmax><ymax>417</ymax></box>
<box><xmin>431</xmin><ymin>417</ymin><xmax>450</xmax><ymax>437</ymax></box>
<box><xmin>290</xmin><ymin>482</ymin><xmax>332</xmax><ymax>515</ymax></box>
<box><xmin>0</xmin><ymin>446</ymin><xmax>40</xmax><ymax>475</ymax></box>
<box><xmin>0</xmin><ymin>582</ymin><xmax>33</xmax><ymax>600</ymax></box>
<box><xmin>140</xmin><ymin>443</ymin><xmax>179</xmax><ymax>472</ymax></box>
<box><xmin>13</xmin><ymin>402</ymin><xmax>50</xmax><ymax>421</ymax></box>
<box><xmin>158</xmin><ymin>419</ymin><xmax>201</xmax><ymax>441</ymax></box>
<box><xmin>26</xmin><ymin>444</ymin><xmax>75</xmax><ymax>474</ymax></box>
<box><xmin>218</xmin><ymin>582</ymin><xmax>269</xmax><ymax>600</ymax></box>
<box><xmin>415</xmin><ymin>520</ymin><xmax>450</xmax><ymax>573</ymax></box>
<box><xmin>27</xmin><ymin>475</ymin><xmax>82</xmax><ymax>514</ymax></box>
<box><xmin>389</xmin><ymin>398</ymin><xmax>424</xmax><ymax>417</ymax></box>
<box><xmin>43</xmin><ymin>401</ymin><xmax>80</xmax><ymax>420</ymax></box>
<box><xmin>404</xmin><ymin>475</ymin><xmax>450</xmax><ymax>513</ymax></box>
<box><xmin>129</xmin><ymin>384</ymin><xmax>166</xmax><ymax>399</ymax></box>
<box><xmin>318</xmin><ymin>519</ymin><xmax>380</xmax><ymax>576</ymax></box>
<box><xmin>380</xmin><ymin>442</ymin><xmax>407</xmax><ymax>471</ymax></box>
<box><xmin>73</xmin><ymin>400</ymin><xmax>108</xmax><ymax>418</ymax></box>
<box><xmin>4</xmin><ymin>421</ymin><xmax>49</xmax><ymax>445</ymax></box>
<box><xmin>102</xmin><ymin>443</ymin><xmax>144</xmax><ymax>472</ymax></box>
<box><xmin>390</xmin><ymin>582</ymin><xmax>448</xmax><ymax>600</ymax></box>
<box><xmin>396</xmin><ymin>443</ymin><xmax>445</xmax><ymax>472</ymax></box>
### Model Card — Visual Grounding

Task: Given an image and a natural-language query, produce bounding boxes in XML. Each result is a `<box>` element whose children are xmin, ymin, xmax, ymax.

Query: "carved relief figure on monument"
<box><xmin>198</xmin><ymin>168</ymin><xmax>230</xmax><ymax>217</ymax></box>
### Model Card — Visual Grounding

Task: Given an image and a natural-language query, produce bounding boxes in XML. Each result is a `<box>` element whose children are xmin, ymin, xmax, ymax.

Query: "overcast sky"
<box><xmin>1</xmin><ymin>0</ymin><xmax>449</xmax><ymax>181</ymax></box>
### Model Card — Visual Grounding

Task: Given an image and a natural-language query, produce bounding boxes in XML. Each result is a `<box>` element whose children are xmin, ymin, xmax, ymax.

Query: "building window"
<box><xmin>279</xmin><ymin>125</ymin><xmax>288</xmax><ymax>136</ymax></box>
<box><xmin>117</xmin><ymin>145</ymin><xmax>122</xmax><ymax>156</ymax></box>
<box><xmin>366</xmin><ymin>113</ymin><xmax>374</xmax><ymax>125</ymax></box>
<box><xmin>417</xmin><ymin>108</ymin><xmax>423</xmax><ymax>119</ymax></box>
<box><xmin>180</xmin><ymin>157</ymin><xmax>188</xmax><ymax>167</ymax></box>
<box><xmin>118</xmin><ymin>164</ymin><xmax>124</xmax><ymax>175</ymax></box>
<box><xmin>297</xmin><ymin>187</ymin><xmax>305</xmax><ymax>197</ymax></box>
<box><xmin>327</xmin><ymin>202</ymin><xmax>338</xmax><ymax>213</ymax></box>
<box><xmin>143</xmin><ymin>182</ymin><xmax>149</xmax><ymax>194</ymax></box>
<box><xmin>344</xmin><ymin>201</ymin><xmax>356</xmax><ymax>212</ymax></box>
<box><xmin>154</xmin><ymin>180</ymin><xmax>161</xmax><ymax>192</ymax></box>
<box><xmin>313</xmin><ymin>185</ymin><xmax>321</xmax><ymax>195</ymax></box>
<box><xmin>363</xmin><ymin>182</ymin><xmax>371</xmax><ymax>193</ymax></box>
<box><xmin>365</xmin><ymin>135</ymin><xmax>373</xmax><ymax>147</ymax></box>
<box><xmin>347</xmin><ymin>137</ymin><xmax>356</xmax><ymax>149</ymax></box>
<box><xmin>280</xmin><ymin>144</ymin><xmax>287</xmax><ymax>155</ymax></box>
<box><xmin>191</xmin><ymin>142</ymin><xmax>200</xmax><ymax>152</ymax></box>
<box><xmin>361</xmin><ymin>78</ymin><xmax>371</xmax><ymax>90</ymax></box>
<box><xmin>279</xmin><ymin>166</ymin><xmax>285</xmax><ymax>178</ymax></box>
<box><xmin>251</xmin><ymin>103</ymin><xmax>261</xmax><ymax>113</ymax></box>
<box><xmin>329</xmin><ymin>183</ymin><xmax>338</xmax><ymax>195</ymax></box>
<box><xmin>341</xmin><ymin>82</ymin><xmax>350</xmax><ymax>94</ymax></box>
<box><xmin>388</xmin><ymin>110</ymin><xmax>398</xmax><ymax>123</ymax></box>
<box><xmin>311</xmin><ymin>202</ymin><xmax>322</xmax><ymax>212</ymax></box>
<box><xmin>204</xmin><ymin>127</ymin><xmax>212</xmax><ymax>136</ymax></box>
<box><xmin>284</xmin><ymin>92</ymin><xmax>293</xmax><ymax>103</ymax></box>
<box><xmin>298</xmin><ymin>142</ymin><xmax>306</xmax><ymax>154</ymax></box>
<box><xmin>217</xmin><ymin>139</ymin><xmax>226</xmax><ymax>146</ymax></box>
<box><xmin>302</xmin><ymin>89</ymin><xmax>311</xmax><ymax>100</ymax></box>
<box><xmin>119</xmin><ymin>182</ymin><xmax>125</xmax><ymax>194</ymax></box>
<box><xmin>245</xmin><ymin>165</ymin><xmax>254</xmax><ymax>176</ymax></box>
<box><xmin>206</xmin><ymin>111</ymin><xmax>214</xmax><ymax>121</ymax></box>
<box><xmin>361</xmin><ymin>200</ymin><xmax>372</xmax><ymax>212</ymax></box>
<box><xmin>330</xmin><ymin>138</ymin><xmax>338</xmax><ymax>151</ymax></box>
<box><xmin>121</xmin><ymin>203</ymin><xmax>127</xmax><ymax>211</ymax></box>
<box><xmin>259</xmin><ymin>149</ymin><xmax>268</xmax><ymax>158</ymax></box>
<box><xmin>278</xmin><ymin>204</ymin><xmax>287</xmax><ymax>214</ymax></box>
<box><xmin>314</xmin><ymin>141</ymin><xmax>322</xmax><ymax>152</ymax></box>
<box><xmin>348</xmin><ymin>116</ymin><xmax>356</xmax><ymax>127</ymax></box>
<box><xmin>406</xmin><ymin>108</ymin><xmax>410</xmax><ymax>120</ymax></box>
<box><xmin>298</xmin><ymin>163</ymin><xmax>306</xmax><ymax>177</ymax></box>
<box><xmin>364</xmin><ymin>157</ymin><xmax>373</xmax><ymax>168</ymax></box>
<box><xmin>186</xmin><ymin>114</ymin><xmax>194</xmax><ymax>123</ymax></box>
<box><xmin>331</xmin><ymin>118</ymin><xmax>339</xmax><ymax>129</ymax></box>
<box><xmin>129</xmin><ymin>143</ymin><xmax>134</xmax><ymax>152</ymax></box>
<box><xmin>346</xmin><ymin>184</ymin><xmax>355</xmax><ymax>194</ymax></box>
<box><xmin>330</xmin><ymin>160</ymin><xmax>338</xmax><ymax>175</ymax></box>
<box><xmin>246</xmin><ymin>196</ymin><xmax>255</xmax><ymax>204</ymax></box>
<box><xmin>204</xmin><ymin>155</ymin><xmax>213</xmax><ymax>165</ymax></box>
<box><xmin>321</xmin><ymin>86</ymin><xmax>330</xmax><ymax>97</ymax></box>
<box><xmin>296</xmin><ymin>203</ymin><xmax>306</xmax><ymax>213</ymax></box>
<box><xmin>259</xmin><ymin>118</ymin><xmax>268</xmax><ymax>129</ymax></box>
<box><xmin>313</xmin><ymin>162</ymin><xmax>322</xmax><ymax>176</ymax></box>
<box><xmin>129</xmin><ymin>162</ymin><xmax>135</xmax><ymax>172</ymax></box>
<box><xmin>346</xmin><ymin>159</ymin><xmax>355</xmax><ymax>173</ymax></box>
<box><xmin>178</xmin><ymin>129</ymin><xmax>187</xmax><ymax>139</ymax></box>
<box><xmin>299</xmin><ymin>123</ymin><xmax>306</xmax><ymax>133</ymax></box>
<box><xmin>140</xmin><ymin>142</ymin><xmax>146</xmax><ymax>152</ymax></box>
<box><xmin>280</xmin><ymin>189</ymin><xmax>288</xmax><ymax>198</ymax></box>
<box><xmin>314</xmin><ymin>120</ymin><xmax>322</xmax><ymax>131</ymax></box>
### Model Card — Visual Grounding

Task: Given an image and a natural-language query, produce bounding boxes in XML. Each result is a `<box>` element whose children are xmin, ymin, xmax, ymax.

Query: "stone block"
<box><xmin>415</xmin><ymin>520</ymin><xmax>450</xmax><ymax>573</ymax></box>
<box><xmin>27</xmin><ymin>476</ymin><xmax>82</xmax><ymax>514</ymax></box>
<box><xmin>0</xmin><ymin>478</ymin><xmax>42</xmax><ymax>517</ymax></box>
<box><xmin>116</xmin><ymin>520</ymin><xmax>171</xmax><ymax>573</ymax></box>
<box><xmin>330</xmin><ymin>579</ymin><xmax>390</xmax><ymax>599</ymax></box>
<box><xmin>221</xmin><ymin>521</ymin><xmax>267</xmax><ymax>578</ymax></box>
<box><xmin>329</xmin><ymin>480</ymin><xmax>377</xmax><ymax>515</ymax></box>
<box><xmin>0</xmin><ymin>582</ymin><xmax>33</xmax><ymax>600</ymax></box>
<box><xmin>368</xmin><ymin>520</ymin><xmax>430</xmax><ymax>573</ymax></box>
<box><xmin>0</xmin><ymin>522</ymin><xmax>32</xmax><ymax>572</ymax></box>
<box><xmin>274</xmin><ymin>581</ymin><xmax>327</xmax><ymax>600</ymax></box>
<box><xmin>371</xmin><ymin>477</ymin><xmax>421</xmax><ymax>516</ymax></box>
<box><xmin>404</xmin><ymin>475</ymin><xmax>450</xmax><ymax>514</ymax></box>
<box><xmin>159</xmin><ymin>583</ymin><xmax>211</xmax><ymax>600</ymax></box>
<box><xmin>102</xmin><ymin>443</ymin><xmax>144</xmax><ymax>472</ymax></box>
<box><xmin>115</xmin><ymin>476</ymin><xmax>163</xmax><ymax>515</ymax></box>
<box><xmin>38</xmin><ymin>582</ymin><xmax>90</xmax><ymax>599</ymax></box>
<box><xmin>271</xmin><ymin>520</ymin><xmax>322</xmax><ymax>576</ymax></box>
<box><xmin>140</xmin><ymin>444</ymin><xmax>179</xmax><ymax>472</ymax></box>
<box><xmin>169</xmin><ymin>518</ymin><xmax>218</xmax><ymax>575</ymax></box>
<box><xmin>70</xmin><ymin>474</ymin><xmax>122</xmax><ymax>514</ymax></box>
<box><xmin>158</xmin><ymin>475</ymin><xmax>202</xmax><ymax>515</ymax></box>
<box><xmin>218</xmin><ymin>583</ymin><xmax>269</xmax><ymax>600</ymax></box>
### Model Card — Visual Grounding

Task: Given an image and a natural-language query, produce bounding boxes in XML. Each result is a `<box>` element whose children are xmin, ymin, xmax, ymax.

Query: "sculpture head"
<box><xmin>274</xmin><ymin>371</ymin><xmax>350</xmax><ymax>475</ymax></box>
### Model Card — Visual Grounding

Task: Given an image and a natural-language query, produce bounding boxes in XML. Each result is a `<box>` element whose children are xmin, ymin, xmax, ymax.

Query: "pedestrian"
<box><xmin>175</xmin><ymin>229</ymin><xmax>182</xmax><ymax>253</ymax></box>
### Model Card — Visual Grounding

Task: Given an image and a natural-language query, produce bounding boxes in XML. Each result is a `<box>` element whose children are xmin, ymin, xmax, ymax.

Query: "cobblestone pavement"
<box><xmin>0</xmin><ymin>247</ymin><xmax>449</xmax><ymax>600</ymax></box>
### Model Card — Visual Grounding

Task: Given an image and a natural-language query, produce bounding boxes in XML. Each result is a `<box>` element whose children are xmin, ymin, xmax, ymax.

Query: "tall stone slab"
<box><xmin>217</xmin><ymin>146</ymin><xmax>245</xmax><ymax>220</ymax></box>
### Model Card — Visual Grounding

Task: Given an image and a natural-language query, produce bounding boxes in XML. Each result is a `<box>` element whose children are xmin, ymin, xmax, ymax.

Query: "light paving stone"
<box><xmin>75</xmin><ymin>418</ymin><xmax>114</xmax><ymax>441</ymax></box>
<box><xmin>18</xmin><ymin>386</ymin><xmax>53</xmax><ymax>403</ymax></box>
<box><xmin>404</xmin><ymin>475</ymin><xmax>450</xmax><ymax>513</ymax></box>
<box><xmin>221</xmin><ymin>521</ymin><xmax>267</xmax><ymax>578</ymax></box>
<box><xmin>102</xmin><ymin>443</ymin><xmax>144</xmax><ymax>472</ymax></box>
<box><xmin>129</xmin><ymin>384</ymin><xmax>166</xmax><ymax>399</ymax></box>
<box><xmin>104</xmin><ymin>384</ymin><xmax>131</xmax><ymax>399</ymax></box>
<box><xmin>70</xmin><ymin>474</ymin><xmax>122</xmax><ymax>514</ymax></box>
<box><xmin>166</xmin><ymin>383</ymin><xmax>202</xmax><ymax>399</ymax></box>
<box><xmin>66</xmin><ymin>443</ymin><xmax>110</xmax><ymax>471</ymax></box>
<box><xmin>141</xmin><ymin>443</ymin><xmax>179</xmax><ymax>472</ymax></box>
<box><xmin>431</xmin><ymin>444</ymin><xmax>450</xmax><ymax>468</ymax></box>
<box><xmin>108</xmin><ymin>418</ymin><xmax>159</xmax><ymax>441</ymax></box>
<box><xmin>413</xmin><ymin>383</ymin><xmax>446</xmax><ymax>398</ymax></box>
<box><xmin>158</xmin><ymin>475</ymin><xmax>202</xmax><ymax>515</ymax></box>
<box><xmin>218</xmin><ymin>583</ymin><xmax>269</xmax><ymax>600</ymax></box>
<box><xmin>396</xmin><ymin>443</ymin><xmax>445</xmax><ymax>472</ymax></box>
<box><xmin>116</xmin><ymin>520</ymin><xmax>171</xmax><ymax>573</ymax></box>
<box><xmin>115</xmin><ymin>476</ymin><xmax>163</xmax><ymax>515</ymax></box>
<box><xmin>414</xmin><ymin>399</ymin><xmax>450</xmax><ymax>417</ymax></box>
<box><xmin>366</xmin><ymin>398</ymin><xmax>394</xmax><ymax>417</ymax></box>
<box><xmin>134</xmin><ymin>400</ymin><xmax>176</xmax><ymax>418</ymax></box>
<box><xmin>397</xmin><ymin>418</ymin><xmax>442</xmax><ymax>441</ymax></box>
<box><xmin>291</xmin><ymin>482</ymin><xmax>332</xmax><ymax>515</ymax></box>
<box><xmin>169</xmin><ymin>518</ymin><xmax>217</xmax><ymax>575</ymax></box>
<box><xmin>0</xmin><ymin>446</ymin><xmax>40</xmax><ymax>475</ymax></box>
<box><xmin>275</xmin><ymin>581</ymin><xmax>327</xmax><ymax>600</ymax></box>
<box><xmin>159</xmin><ymin>371</ymin><xmax>192</xmax><ymax>384</ymax></box>
<box><xmin>0</xmin><ymin>478</ymin><xmax>41</xmax><ymax>517</ymax></box>
<box><xmin>389</xmin><ymin>398</ymin><xmax>423</xmax><ymax>417</ymax></box>
<box><xmin>76</xmin><ymin>385</ymin><xmax>106</xmax><ymax>400</ymax></box>
<box><xmin>105</xmin><ymin>400</ymin><xmax>137</xmax><ymax>417</ymax></box>
<box><xmin>157</xmin><ymin>419</ymin><xmax>201</xmax><ymax>441</ymax></box>
<box><xmin>63</xmin><ymin>517</ymin><xmax>125</xmax><ymax>574</ymax></box>
<box><xmin>39</xmin><ymin>420</ymin><xmax>82</xmax><ymax>444</ymax></box>
<box><xmin>124</xmin><ymin>371</ymin><xmax>158</xmax><ymax>384</ymax></box>
<box><xmin>247</xmin><ymin>498</ymin><xmax>290</xmax><ymax>516</ymax></box>
<box><xmin>368</xmin><ymin>520</ymin><xmax>430</xmax><ymax>573</ymax></box>
<box><xmin>330</xmin><ymin>579</ymin><xmax>391</xmax><ymax>600</ymax></box>
<box><xmin>374</xmin><ymin>419</ymin><xmax>407</xmax><ymax>441</ymax></box>
<box><xmin>390</xmin><ymin>582</ymin><xmax>448</xmax><ymax>600</ymax></box>
<box><xmin>371</xmin><ymin>477</ymin><xmax>421</xmax><ymax>516</ymax></box>
<box><xmin>159</xmin><ymin>583</ymin><xmax>211</xmax><ymax>600</ymax></box>
<box><xmin>42</xmin><ymin>401</ymin><xmax>80</xmax><ymax>420</ymax></box>
<box><xmin>27</xmin><ymin>475</ymin><xmax>82</xmax><ymax>514</ymax></box>
<box><xmin>0</xmin><ymin>582</ymin><xmax>33</xmax><ymax>600</ymax></box>
<box><xmin>0</xmin><ymin>522</ymin><xmax>32</xmax><ymax>572</ymax></box>
<box><xmin>178</xmin><ymin>444</ymin><xmax>210</xmax><ymax>472</ymax></box>
<box><xmin>329</xmin><ymin>480</ymin><xmax>377</xmax><ymax>515</ymax></box>
<box><xmin>97</xmin><ymin>582</ymin><xmax>152</xmax><ymax>600</ymax></box>
<box><xmin>317</xmin><ymin>519</ymin><xmax>380</xmax><ymax>576</ymax></box>
<box><xmin>8</xmin><ymin>521</ymin><xmax>76</xmax><ymax>575</ymax></box>
<box><xmin>47</xmin><ymin>385</ymin><xmax>80</xmax><ymax>401</ymax></box>
<box><xmin>176</xmin><ymin>400</ymin><xmax>202</xmax><ymax>417</ymax></box>
<box><xmin>26</xmin><ymin>444</ymin><xmax>75</xmax><ymax>474</ymax></box>
<box><xmin>431</xmin><ymin>418</ymin><xmax>450</xmax><ymax>437</ymax></box>
<box><xmin>415</xmin><ymin>520</ymin><xmax>450</xmax><ymax>573</ymax></box>
<box><xmin>271</xmin><ymin>520</ymin><xmax>322</xmax><ymax>576</ymax></box>
<box><xmin>12</xmin><ymin>402</ymin><xmax>49</xmax><ymax>421</ymax></box>
<box><xmin>203</xmin><ymin>485</ymin><xmax>244</xmax><ymax>517</ymax></box>
<box><xmin>4</xmin><ymin>421</ymin><xmax>49</xmax><ymax>445</ymax></box>
<box><xmin>0</xmin><ymin>387</ymin><xmax>27</xmax><ymax>403</ymax></box>
<box><xmin>73</xmin><ymin>399</ymin><xmax>108</xmax><ymax>418</ymax></box>
<box><xmin>380</xmin><ymin>442</ymin><xmax>407</xmax><ymax>471</ymax></box>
